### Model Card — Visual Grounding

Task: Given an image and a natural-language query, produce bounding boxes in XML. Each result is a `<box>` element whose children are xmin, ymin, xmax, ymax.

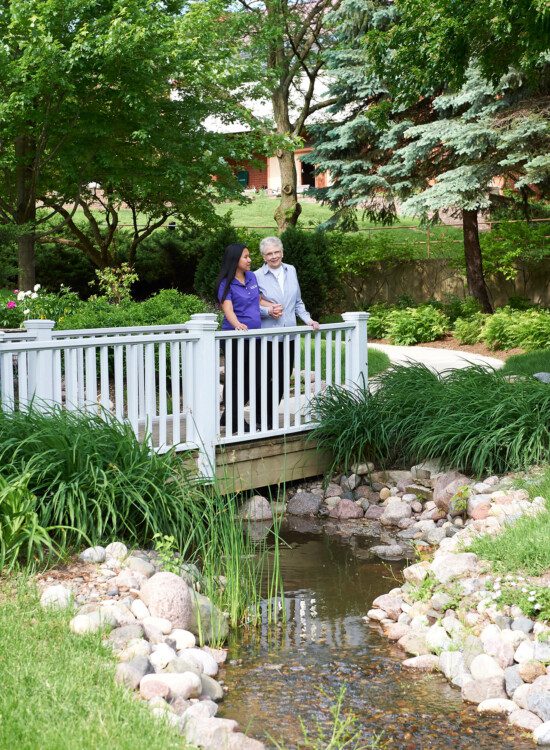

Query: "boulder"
<box><xmin>286</xmin><ymin>492</ymin><xmax>323</xmax><ymax>516</ymax></box>
<box><xmin>239</xmin><ymin>496</ymin><xmax>273</xmax><ymax>521</ymax></box>
<box><xmin>477</xmin><ymin>699</ymin><xmax>518</xmax><ymax>715</ymax></box>
<box><xmin>462</xmin><ymin>676</ymin><xmax>507</xmax><ymax>704</ymax></box>
<box><xmin>508</xmin><ymin>709</ymin><xmax>543</xmax><ymax>731</ymax></box>
<box><xmin>328</xmin><ymin>498</ymin><xmax>364</xmax><ymax>520</ymax></box>
<box><xmin>140</xmin><ymin>572</ymin><xmax>193</xmax><ymax>630</ymax></box>
<box><xmin>433</xmin><ymin>471</ymin><xmax>472</xmax><ymax>513</ymax></box>
<box><xmin>519</xmin><ymin>661</ymin><xmax>547</xmax><ymax>683</ymax></box>
<box><xmin>372</xmin><ymin>594</ymin><xmax>403</xmax><ymax>620</ymax></box>
<box><xmin>470</xmin><ymin>654</ymin><xmax>504</xmax><ymax>681</ymax></box>
<box><xmin>534</xmin><ymin>721</ymin><xmax>550</xmax><ymax>746</ymax></box>
<box><xmin>140</xmin><ymin>671</ymin><xmax>202</xmax><ymax>700</ymax></box>
<box><xmin>40</xmin><ymin>585</ymin><xmax>73</xmax><ymax>610</ymax></box>
<box><xmin>402</xmin><ymin>655</ymin><xmax>440</xmax><ymax>671</ymax></box>
<box><xmin>398</xmin><ymin>632</ymin><xmax>429</xmax><ymax>656</ymax></box>
<box><xmin>430</xmin><ymin>552</ymin><xmax>479</xmax><ymax>584</ymax></box>
<box><xmin>380</xmin><ymin>499</ymin><xmax>412</xmax><ymax>526</ymax></box>
<box><xmin>528</xmin><ymin>691</ymin><xmax>550</xmax><ymax>723</ymax></box>
<box><xmin>115</xmin><ymin>656</ymin><xmax>153</xmax><ymax>690</ymax></box>
<box><xmin>188</xmin><ymin>591</ymin><xmax>229</xmax><ymax>644</ymax></box>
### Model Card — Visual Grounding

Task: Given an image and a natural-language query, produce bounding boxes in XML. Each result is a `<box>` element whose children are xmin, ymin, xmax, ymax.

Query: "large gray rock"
<box><xmin>40</xmin><ymin>585</ymin><xmax>73</xmax><ymax>610</ymax></box>
<box><xmin>462</xmin><ymin>676</ymin><xmax>507</xmax><ymax>704</ymax></box>
<box><xmin>125</xmin><ymin>555</ymin><xmax>155</xmax><ymax>578</ymax></box>
<box><xmin>380</xmin><ymin>499</ymin><xmax>412</xmax><ymax>526</ymax></box>
<box><xmin>430</xmin><ymin>552</ymin><xmax>479</xmax><ymax>583</ymax></box>
<box><xmin>115</xmin><ymin>656</ymin><xmax>153</xmax><ymax>690</ymax></box>
<box><xmin>140</xmin><ymin>671</ymin><xmax>202</xmax><ymax>700</ymax></box>
<box><xmin>79</xmin><ymin>546</ymin><xmax>106</xmax><ymax>563</ymax></box>
<box><xmin>239</xmin><ymin>496</ymin><xmax>273</xmax><ymax>521</ymax></box>
<box><xmin>107</xmin><ymin>623</ymin><xmax>144</xmax><ymax>650</ymax></box>
<box><xmin>372</xmin><ymin>593</ymin><xmax>403</xmax><ymax>620</ymax></box>
<box><xmin>505</xmin><ymin>665</ymin><xmax>524</xmax><ymax>698</ymax></box>
<box><xmin>286</xmin><ymin>491</ymin><xmax>323</xmax><ymax>516</ymax></box>
<box><xmin>508</xmin><ymin>709</ymin><xmax>543</xmax><ymax>731</ymax></box>
<box><xmin>140</xmin><ymin>572</ymin><xmax>193</xmax><ymax>630</ymax></box>
<box><xmin>200</xmin><ymin>673</ymin><xmax>224</xmax><ymax>701</ymax></box>
<box><xmin>533</xmin><ymin>372</ymin><xmax>550</xmax><ymax>384</ymax></box>
<box><xmin>188</xmin><ymin>591</ymin><xmax>229</xmax><ymax>644</ymax></box>
<box><xmin>534</xmin><ymin>722</ymin><xmax>550</xmax><ymax>746</ymax></box>
<box><xmin>398</xmin><ymin>632</ymin><xmax>430</xmax><ymax>656</ymax></box>
<box><xmin>528</xmin><ymin>691</ymin><xmax>550</xmax><ymax>723</ymax></box>
<box><xmin>433</xmin><ymin>471</ymin><xmax>472</xmax><ymax>513</ymax></box>
<box><xmin>328</xmin><ymin>498</ymin><xmax>363</xmax><ymax>520</ymax></box>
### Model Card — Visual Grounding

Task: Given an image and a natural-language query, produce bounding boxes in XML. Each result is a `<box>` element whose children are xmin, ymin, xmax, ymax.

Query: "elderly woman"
<box><xmin>254</xmin><ymin>236</ymin><xmax>319</xmax><ymax>429</ymax></box>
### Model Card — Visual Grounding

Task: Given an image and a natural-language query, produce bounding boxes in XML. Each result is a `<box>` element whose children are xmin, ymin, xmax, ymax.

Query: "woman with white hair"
<box><xmin>254</xmin><ymin>236</ymin><xmax>319</xmax><ymax>429</ymax></box>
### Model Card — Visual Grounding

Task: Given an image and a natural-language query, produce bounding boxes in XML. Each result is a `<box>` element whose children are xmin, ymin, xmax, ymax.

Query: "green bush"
<box><xmin>311</xmin><ymin>363</ymin><xmax>550</xmax><ymax>475</ymax></box>
<box><xmin>366</xmin><ymin>304</ymin><xmax>392</xmax><ymax>339</ymax></box>
<box><xmin>55</xmin><ymin>290</ymin><xmax>207</xmax><ymax>330</ymax></box>
<box><xmin>482</xmin><ymin>307</ymin><xmax>550</xmax><ymax>351</ymax></box>
<box><xmin>278</xmin><ymin>227</ymin><xmax>336</xmax><ymax>319</ymax></box>
<box><xmin>480</xmin><ymin>221</ymin><xmax>550</xmax><ymax>280</ymax></box>
<box><xmin>453</xmin><ymin>313</ymin><xmax>487</xmax><ymax>345</ymax></box>
<box><xmin>0</xmin><ymin>286</ymin><xmax>82</xmax><ymax>329</ymax></box>
<box><xmin>385</xmin><ymin>306</ymin><xmax>449</xmax><ymax>345</ymax></box>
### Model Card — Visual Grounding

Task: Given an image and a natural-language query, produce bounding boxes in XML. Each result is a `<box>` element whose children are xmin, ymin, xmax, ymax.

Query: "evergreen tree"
<box><xmin>310</xmin><ymin>0</ymin><xmax>549</xmax><ymax>312</ymax></box>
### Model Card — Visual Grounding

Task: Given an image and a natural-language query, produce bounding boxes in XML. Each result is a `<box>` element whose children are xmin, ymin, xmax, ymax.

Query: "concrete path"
<box><xmin>369</xmin><ymin>342</ymin><xmax>503</xmax><ymax>373</ymax></box>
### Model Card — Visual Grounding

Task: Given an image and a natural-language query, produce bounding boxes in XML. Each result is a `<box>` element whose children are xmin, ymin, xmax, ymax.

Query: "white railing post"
<box><xmin>185</xmin><ymin>313</ymin><xmax>219</xmax><ymax>478</ymax></box>
<box><xmin>341</xmin><ymin>311</ymin><xmax>369</xmax><ymax>391</ymax></box>
<box><xmin>24</xmin><ymin>319</ymin><xmax>55</xmax><ymax>407</ymax></box>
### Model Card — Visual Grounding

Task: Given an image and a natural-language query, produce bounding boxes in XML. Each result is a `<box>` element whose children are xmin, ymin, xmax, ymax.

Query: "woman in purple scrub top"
<box><xmin>216</xmin><ymin>243</ymin><xmax>262</xmax><ymax>433</ymax></box>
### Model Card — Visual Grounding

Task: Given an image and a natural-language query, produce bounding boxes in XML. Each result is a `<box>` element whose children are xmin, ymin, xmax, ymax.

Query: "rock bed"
<box><xmin>37</xmin><ymin>542</ymin><xmax>264</xmax><ymax>750</ymax></box>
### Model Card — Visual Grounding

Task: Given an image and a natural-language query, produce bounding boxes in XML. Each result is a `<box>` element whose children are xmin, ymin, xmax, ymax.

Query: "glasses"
<box><xmin>264</xmin><ymin>251</ymin><xmax>282</xmax><ymax>258</ymax></box>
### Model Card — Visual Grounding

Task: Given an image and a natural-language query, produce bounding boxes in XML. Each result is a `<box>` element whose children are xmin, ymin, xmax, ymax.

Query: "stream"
<box><xmin>219</xmin><ymin>519</ymin><xmax>533</xmax><ymax>750</ymax></box>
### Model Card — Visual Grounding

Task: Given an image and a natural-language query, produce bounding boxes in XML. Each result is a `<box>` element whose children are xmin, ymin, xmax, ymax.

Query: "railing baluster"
<box><xmin>271</xmin><ymin>336</ymin><xmax>279</xmax><ymax>430</ymax></box>
<box><xmin>237</xmin><ymin>337</ymin><xmax>245</xmax><ymax>435</ymax></box>
<box><xmin>249</xmin><ymin>336</ymin><xmax>257</xmax><ymax>434</ymax></box>
<box><xmin>314</xmin><ymin>330</ymin><xmax>322</xmax><ymax>395</ymax></box>
<box><xmin>53</xmin><ymin>349</ymin><xmax>62</xmax><ymax>404</ymax></box>
<box><xmin>293</xmin><ymin>333</ymin><xmax>301</xmax><ymax>427</ymax></box>
<box><xmin>260</xmin><ymin>336</ymin><xmax>268</xmax><ymax>432</ymax></box>
<box><xmin>99</xmin><ymin>346</ymin><xmax>109</xmax><ymax>415</ymax></box>
<box><xmin>170</xmin><ymin>341</ymin><xmax>181</xmax><ymax>446</ymax></box>
<box><xmin>283</xmin><ymin>333</ymin><xmax>290</xmax><ymax>429</ymax></box>
<box><xmin>85</xmin><ymin>346</ymin><xmax>97</xmax><ymax>410</ymax></box>
<box><xmin>225</xmin><ymin>340</ymin><xmax>233</xmax><ymax>437</ymax></box>
<box><xmin>126</xmin><ymin>344</ymin><xmax>139</xmax><ymax>437</ymax></box>
<box><xmin>18</xmin><ymin>352</ymin><xmax>29</xmax><ymax>410</ymax></box>
<box><xmin>183</xmin><ymin>340</ymin><xmax>194</xmax><ymax>445</ymax></box>
<box><xmin>144</xmin><ymin>342</ymin><xmax>156</xmax><ymax>448</ymax></box>
<box><xmin>77</xmin><ymin>348</ymin><xmax>85</xmax><ymax>406</ymax></box>
<box><xmin>65</xmin><ymin>348</ymin><xmax>78</xmax><ymax>410</ymax></box>
<box><xmin>1</xmin><ymin>352</ymin><xmax>14</xmax><ymax>411</ymax></box>
<box><xmin>335</xmin><ymin>330</ymin><xmax>342</xmax><ymax>385</ymax></box>
<box><xmin>304</xmin><ymin>331</ymin><xmax>311</xmax><ymax>423</ymax></box>
<box><xmin>325</xmin><ymin>331</ymin><xmax>333</xmax><ymax>387</ymax></box>
<box><xmin>215</xmin><ymin>339</ymin><xmax>221</xmax><ymax>434</ymax></box>
<box><xmin>114</xmin><ymin>345</ymin><xmax>124</xmax><ymax>420</ymax></box>
<box><xmin>137</xmin><ymin>344</ymin><xmax>145</xmax><ymax>419</ymax></box>
<box><xmin>158</xmin><ymin>342</ymin><xmax>167</xmax><ymax>448</ymax></box>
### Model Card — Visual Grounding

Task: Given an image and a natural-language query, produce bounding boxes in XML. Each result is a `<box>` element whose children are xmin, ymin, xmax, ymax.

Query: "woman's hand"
<box><xmin>269</xmin><ymin>304</ymin><xmax>283</xmax><ymax>318</ymax></box>
<box><xmin>234</xmin><ymin>321</ymin><xmax>248</xmax><ymax>331</ymax></box>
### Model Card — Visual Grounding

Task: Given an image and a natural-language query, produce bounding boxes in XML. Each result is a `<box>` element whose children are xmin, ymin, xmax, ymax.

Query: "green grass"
<box><xmin>501</xmin><ymin>349</ymin><xmax>550</xmax><ymax>376</ymax></box>
<box><xmin>0</xmin><ymin>580</ymin><xmax>190</xmax><ymax>750</ymax></box>
<box><xmin>468</xmin><ymin>466</ymin><xmax>550</xmax><ymax>576</ymax></box>
<box><xmin>311</xmin><ymin>363</ymin><xmax>550</xmax><ymax>475</ymax></box>
<box><xmin>299</xmin><ymin>339</ymin><xmax>390</xmax><ymax>381</ymax></box>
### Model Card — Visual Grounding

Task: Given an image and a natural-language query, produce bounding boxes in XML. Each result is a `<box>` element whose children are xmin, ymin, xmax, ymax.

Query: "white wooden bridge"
<box><xmin>0</xmin><ymin>313</ymin><xmax>369</xmax><ymax>490</ymax></box>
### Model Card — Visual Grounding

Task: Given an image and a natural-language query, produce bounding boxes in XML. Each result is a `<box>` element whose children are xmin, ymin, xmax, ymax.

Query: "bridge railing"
<box><xmin>0</xmin><ymin>312</ymin><xmax>369</xmax><ymax>477</ymax></box>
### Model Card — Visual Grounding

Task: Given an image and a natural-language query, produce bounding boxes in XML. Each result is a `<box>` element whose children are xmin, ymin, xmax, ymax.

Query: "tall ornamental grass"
<box><xmin>0</xmin><ymin>408</ymin><xmax>283</xmax><ymax>629</ymax></box>
<box><xmin>311</xmin><ymin>363</ymin><xmax>550</xmax><ymax>476</ymax></box>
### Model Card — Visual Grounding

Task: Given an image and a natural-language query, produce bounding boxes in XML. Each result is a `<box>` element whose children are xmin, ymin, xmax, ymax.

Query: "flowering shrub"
<box><xmin>1</xmin><ymin>285</ymin><xmax>81</xmax><ymax>328</ymax></box>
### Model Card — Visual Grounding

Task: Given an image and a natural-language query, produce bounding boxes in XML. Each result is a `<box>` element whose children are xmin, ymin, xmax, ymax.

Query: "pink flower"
<box><xmin>13</xmin><ymin>289</ymin><xmax>19</xmax><ymax>294</ymax></box>
<box><xmin>6</xmin><ymin>301</ymin><xmax>16</xmax><ymax>309</ymax></box>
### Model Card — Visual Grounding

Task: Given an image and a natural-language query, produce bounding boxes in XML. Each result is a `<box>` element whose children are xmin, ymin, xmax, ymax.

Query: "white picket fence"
<box><xmin>0</xmin><ymin>312</ymin><xmax>369</xmax><ymax>477</ymax></box>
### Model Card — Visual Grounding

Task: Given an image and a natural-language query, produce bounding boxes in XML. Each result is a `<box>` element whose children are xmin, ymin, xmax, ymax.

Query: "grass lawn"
<box><xmin>468</xmin><ymin>466</ymin><xmax>550</xmax><ymax>576</ymax></box>
<box><xmin>0</xmin><ymin>580</ymin><xmax>190</xmax><ymax>750</ymax></box>
<box><xmin>299</xmin><ymin>339</ymin><xmax>390</xmax><ymax>380</ymax></box>
<box><xmin>501</xmin><ymin>349</ymin><xmax>550</xmax><ymax>377</ymax></box>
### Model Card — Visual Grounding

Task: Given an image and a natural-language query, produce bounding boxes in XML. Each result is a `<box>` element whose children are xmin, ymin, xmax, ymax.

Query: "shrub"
<box><xmin>482</xmin><ymin>307</ymin><xmax>550</xmax><ymax>351</ymax></box>
<box><xmin>311</xmin><ymin>363</ymin><xmax>550</xmax><ymax>475</ymax></box>
<box><xmin>278</xmin><ymin>227</ymin><xmax>336</xmax><ymax>319</ymax></box>
<box><xmin>0</xmin><ymin>285</ymin><xmax>81</xmax><ymax>328</ymax></box>
<box><xmin>366</xmin><ymin>304</ymin><xmax>392</xmax><ymax>339</ymax></box>
<box><xmin>55</xmin><ymin>290</ymin><xmax>207</xmax><ymax>330</ymax></box>
<box><xmin>385</xmin><ymin>306</ymin><xmax>449</xmax><ymax>345</ymax></box>
<box><xmin>453</xmin><ymin>313</ymin><xmax>487</xmax><ymax>345</ymax></box>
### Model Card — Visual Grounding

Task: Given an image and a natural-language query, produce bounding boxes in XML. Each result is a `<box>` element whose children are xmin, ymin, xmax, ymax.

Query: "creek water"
<box><xmin>219</xmin><ymin>518</ymin><xmax>533</xmax><ymax>750</ymax></box>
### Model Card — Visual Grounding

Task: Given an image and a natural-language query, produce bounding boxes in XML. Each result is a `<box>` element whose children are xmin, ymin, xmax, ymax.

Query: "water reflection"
<box><xmin>220</xmin><ymin>526</ymin><xmax>533</xmax><ymax>750</ymax></box>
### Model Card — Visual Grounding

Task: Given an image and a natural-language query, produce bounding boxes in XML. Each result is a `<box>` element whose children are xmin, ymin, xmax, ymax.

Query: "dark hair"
<box><xmin>215</xmin><ymin>243</ymin><xmax>247</xmax><ymax>304</ymax></box>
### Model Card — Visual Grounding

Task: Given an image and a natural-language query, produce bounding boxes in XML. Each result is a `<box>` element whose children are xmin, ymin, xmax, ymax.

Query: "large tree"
<box><xmin>311</xmin><ymin>0</ymin><xmax>549</xmax><ymax>311</ymax></box>
<box><xmin>236</xmin><ymin>0</ymin><xmax>340</xmax><ymax>231</ymax></box>
<box><xmin>0</xmin><ymin>0</ymin><xmax>255</xmax><ymax>288</ymax></box>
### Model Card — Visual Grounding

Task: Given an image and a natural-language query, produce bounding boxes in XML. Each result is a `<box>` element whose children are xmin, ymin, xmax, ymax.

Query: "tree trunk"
<box><xmin>274</xmin><ymin>149</ymin><xmax>302</xmax><ymax>232</ymax></box>
<box><xmin>15</xmin><ymin>136</ymin><xmax>36</xmax><ymax>290</ymax></box>
<box><xmin>463</xmin><ymin>209</ymin><xmax>493</xmax><ymax>313</ymax></box>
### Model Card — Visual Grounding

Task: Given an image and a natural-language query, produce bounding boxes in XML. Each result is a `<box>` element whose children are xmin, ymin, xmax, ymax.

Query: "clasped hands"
<box><xmin>268</xmin><ymin>303</ymin><xmax>284</xmax><ymax>319</ymax></box>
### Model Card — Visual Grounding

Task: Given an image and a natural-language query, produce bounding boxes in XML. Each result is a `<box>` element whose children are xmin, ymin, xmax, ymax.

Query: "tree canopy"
<box><xmin>0</xmin><ymin>0</ymin><xmax>258</xmax><ymax>286</ymax></box>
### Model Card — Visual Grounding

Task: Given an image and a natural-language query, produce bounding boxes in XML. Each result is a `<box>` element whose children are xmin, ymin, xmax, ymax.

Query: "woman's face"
<box><xmin>263</xmin><ymin>244</ymin><xmax>283</xmax><ymax>270</ymax></box>
<box><xmin>237</xmin><ymin>247</ymin><xmax>251</xmax><ymax>274</ymax></box>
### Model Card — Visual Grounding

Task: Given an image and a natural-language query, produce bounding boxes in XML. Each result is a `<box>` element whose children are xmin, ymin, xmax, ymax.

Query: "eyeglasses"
<box><xmin>264</xmin><ymin>251</ymin><xmax>282</xmax><ymax>258</ymax></box>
